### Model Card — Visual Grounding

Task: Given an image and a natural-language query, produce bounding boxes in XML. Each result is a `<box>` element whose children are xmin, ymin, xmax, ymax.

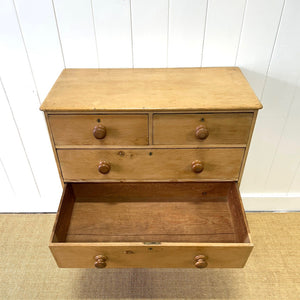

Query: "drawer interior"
<box><xmin>52</xmin><ymin>182</ymin><xmax>250</xmax><ymax>245</ymax></box>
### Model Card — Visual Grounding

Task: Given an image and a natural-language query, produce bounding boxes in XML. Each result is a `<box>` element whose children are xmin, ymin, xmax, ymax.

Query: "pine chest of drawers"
<box><xmin>40</xmin><ymin>67</ymin><xmax>262</xmax><ymax>269</ymax></box>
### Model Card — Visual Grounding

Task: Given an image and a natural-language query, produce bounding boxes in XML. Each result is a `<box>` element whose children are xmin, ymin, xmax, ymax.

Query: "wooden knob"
<box><xmin>191</xmin><ymin>160</ymin><xmax>204</xmax><ymax>173</ymax></box>
<box><xmin>194</xmin><ymin>254</ymin><xmax>208</xmax><ymax>268</ymax></box>
<box><xmin>195</xmin><ymin>259</ymin><xmax>208</xmax><ymax>268</ymax></box>
<box><xmin>93</xmin><ymin>124</ymin><xmax>106</xmax><ymax>139</ymax></box>
<box><xmin>98</xmin><ymin>161</ymin><xmax>111</xmax><ymax>174</ymax></box>
<box><xmin>195</xmin><ymin>124</ymin><xmax>209</xmax><ymax>140</ymax></box>
<box><xmin>194</xmin><ymin>255</ymin><xmax>207</xmax><ymax>261</ymax></box>
<box><xmin>94</xmin><ymin>255</ymin><xmax>107</xmax><ymax>268</ymax></box>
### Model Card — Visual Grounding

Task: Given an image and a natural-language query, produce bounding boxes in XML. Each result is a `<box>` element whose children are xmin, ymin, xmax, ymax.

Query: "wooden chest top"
<box><xmin>42</xmin><ymin>67</ymin><xmax>262</xmax><ymax>269</ymax></box>
<box><xmin>40</xmin><ymin>67</ymin><xmax>262</xmax><ymax>112</ymax></box>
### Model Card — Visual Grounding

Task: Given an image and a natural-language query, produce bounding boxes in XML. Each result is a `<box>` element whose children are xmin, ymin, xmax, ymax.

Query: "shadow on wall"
<box><xmin>239</xmin><ymin>67</ymin><xmax>300</xmax><ymax>194</ymax></box>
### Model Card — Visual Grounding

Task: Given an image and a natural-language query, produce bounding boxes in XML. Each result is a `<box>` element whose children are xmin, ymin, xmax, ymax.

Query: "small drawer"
<box><xmin>48</xmin><ymin>114</ymin><xmax>148</xmax><ymax>146</ymax></box>
<box><xmin>50</xmin><ymin>182</ymin><xmax>253</xmax><ymax>268</ymax></box>
<box><xmin>153</xmin><ymin>113</ymin><xmax>253</xmax><ymax>145</ymax></box>
<box><xmin>57</xmin><ymin>148</ymin><xmax>244</xmax><ymax>181</ymax></box>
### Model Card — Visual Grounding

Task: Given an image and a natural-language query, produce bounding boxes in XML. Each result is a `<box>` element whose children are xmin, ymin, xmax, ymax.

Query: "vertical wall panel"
<box><xmin>53</xmin><ymin>0</ymin><xmax>98</xmax><ymax>67</ymax></box>
<box><xmin>92</xmin><ymin>0</ymin><xmax>132</xmax><ymax>68</ymax></box>
<box><xmin>14</xmin><ymin>0</ymin><xmax>64</xmax><ymax>100</ymax></box>
<box><xmin>131</xmin><ymin>0</ymin><xmax>168</xmax><ymax>67</ymax></box>
<box><xmin>0</xmin><ymin>0</ymin><xmax>61</xmax><ymax>211</ymax></box>
<box><xmin>289</xmin><ymin>163</ymin><xmax>300</xmax><ymax>194</ymax></box>
<box><xmin>236</xmin><ymin>0</ymin><xmax>284</xmax><ymax>97</ymax></box>
<box><xmin>168</xmin><ymin>0</ymin><xmax>207</xmax><ymax>67</ymax></box>
<box><xmin>0</xmin><ymin>158</ymin><xmax>14</xmax><ymax>202</ymax></box>
<box><xmin>265</xmin><ymin>80</ymin><xmax>300</xmax><ymax>192</ymax></box>
<box><xmin>241</xmin><ymin>0</ymin><xmax>300</xmax><ymax>193</ymax></box>
<box><xmin>0</xmin><ymin>0</ymin><xmax>300</xmax><ymax>211</ymax></box>
<box><xmin>202</xmin><ymin>0</ymin><xmax>246</xmax><ymax>66</ymax></box>
<box><xmin>0</xmin><ymin>80</ymin><xmax>39</xmax><ymax>204</ymax></box>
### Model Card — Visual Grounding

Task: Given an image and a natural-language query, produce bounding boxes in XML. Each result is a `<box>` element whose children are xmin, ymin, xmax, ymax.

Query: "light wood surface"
<box><xmin>50</xmin><ymin>182</ymin><xmax>252</xmax><ymax>268</ymax></box>
<box><xmin>1</xmin><ymin>213</ymin><xmax>299</xmax><ymax>298</ymax></box>
<box><xmin>66</xmin><ymin>201</ymin><xmax>234</xmax><ymax>242</ymax></box>
<box><xmin>40</xmin><ymin>67</ymin><xmax>261</xmax><ymax>269</ymax></box>
<box><xmin>48</xmin><ymin>114</ymin><xmax>149</xmax><ymax>145</ymax></box>
<box><xmin>153</xmin><ymin>113</ymin><xmax>253</xmax><ymax>145</ymax></box>
<box><xmin>44</xmin><ymin>112</ymin><xmax>64</xmax><ymax>186</ymax></box>
<box><xmin>40</xmin><ymin>68</ymin><xmax>262</xmax><ymax>112</ymax></box>
<box><xmin>228</xmin><ymin>183</ymin><xmax>251</xmax><ymax>243</ymax></box>
<box><xmin>238</xmin><ymin>110</ymin><xmax>258</xmax><ymax>185</ymax></box>
<box><xmin>50</xmin><ymin>244</ymin><xmax>252</xmax><ymax>268</ymax></box>
<box><xmin>71</xmin><ymin>182</ymin><xmax>231</xmax><ymax>201</ymax></box>
<box><xmin>51</xmin><ymin>184</ymin><xmax>74</xmax><ymax>242</ymax></box>
<box><xmin>57</xmin><ymin>148</ymin><xmax>244</xmax><ymax>181</ymax></box>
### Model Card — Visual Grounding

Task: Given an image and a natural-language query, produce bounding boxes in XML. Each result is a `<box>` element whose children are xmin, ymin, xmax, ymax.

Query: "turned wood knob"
<box><xmin>191</xmin><ymin>160</ymin><xmax>204</xmax><ymax>173</ymax></box>
<box><xmin>194</xmin><ymin>255</ymin><xmax>208</xmax><ymax>268</ymax></box>
<box><xmin>195</xmin><ymin>124</ymin><xmax>209</xmax><ymax>140</ymax></box>
<box><xmin>94</xmin><ymin>255</ymin><xmax>107</xmax><ymax>268</ymax></box>
<box><xmin>98</xmin><ymin>161</ymin><xmax>111</xmax><ymax>174</ymax></box>
<box><xmin>93</xmin><ymin>124</ymin><xmax>106</xmax><ymax>139</ymax></box>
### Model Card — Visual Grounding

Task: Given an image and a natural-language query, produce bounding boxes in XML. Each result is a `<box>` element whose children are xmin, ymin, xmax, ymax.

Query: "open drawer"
<box><xmin>50</xmin><ymin>182</ymin><xmax>253</xmax><ymax>268</ymax></box>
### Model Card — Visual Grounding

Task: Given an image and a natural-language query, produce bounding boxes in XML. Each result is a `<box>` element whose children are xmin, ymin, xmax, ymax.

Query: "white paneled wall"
<box><xmin>0</xmin><ymin>0</ymin><xmax>299</xmax><ymax>212</ymax></box>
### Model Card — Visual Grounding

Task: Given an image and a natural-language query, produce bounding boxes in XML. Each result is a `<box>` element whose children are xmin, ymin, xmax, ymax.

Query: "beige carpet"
<box><xmin>0</xmin><ymin>213</ymin><xmax>299</xmax><ymax>300</ymax></box>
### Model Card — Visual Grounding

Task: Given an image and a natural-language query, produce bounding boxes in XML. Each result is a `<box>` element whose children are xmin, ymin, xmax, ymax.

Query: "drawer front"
<box><xmin>153</xmin><ymin>113</ymin><xmax>253</xmax><ymax>145</ymax></box>
<box><xmin>50</xmin><ymin>182</ymin><xmax>252</xmax><ymax>268</ymax></box>
<box><xmin>48</xmin><ymin>114</ymin><xmax>148</xmax><ymax>146</ymax></box>
<box><xmin>57</xmin><ymin>148</ymin><xmax>244</xmax><ymax>181</ymax></box>
<box><xmin>50</xmin><ymin>244</ymin><xmax>252</xmax><ymax>268</ymax></box>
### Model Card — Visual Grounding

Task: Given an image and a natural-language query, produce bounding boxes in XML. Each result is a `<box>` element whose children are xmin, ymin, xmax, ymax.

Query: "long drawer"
<box><xmin>50</xmin><ymin>182</ymin><xmax>253</xmax><ymax>268</ymax></box>
<box><xmin>153</xmin><ymin>113</ymin><xmax>253</xmax><ymax>145</ymax></box>
<box><xmin>57</xmin><ymin>148</ymin><xmax>245</xmax><ymax>181</ymax></box>
<box><xmin>48</xmin><ymin>114</ymin><xmax>149</xmax><ymax>146</ymax></box>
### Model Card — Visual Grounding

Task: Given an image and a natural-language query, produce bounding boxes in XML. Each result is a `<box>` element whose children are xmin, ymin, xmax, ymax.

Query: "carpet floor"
<box><xmin>0</xmin><ymin>213</ymin><xmax>299</xmax><ymax>300</ymax></box>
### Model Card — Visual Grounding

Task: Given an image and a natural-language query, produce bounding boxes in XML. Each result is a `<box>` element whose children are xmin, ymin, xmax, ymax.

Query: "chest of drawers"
<box><xmin>40</xmin><ymin>67</ymin><xmax>262</xmax><ymax>268</ymax></box>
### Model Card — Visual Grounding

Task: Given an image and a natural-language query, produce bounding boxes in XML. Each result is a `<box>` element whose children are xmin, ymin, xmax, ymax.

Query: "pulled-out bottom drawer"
<box><xmin>50</xmin><ymin>182</ymin><xmax>253</xmax><ymax>268</ymax></box>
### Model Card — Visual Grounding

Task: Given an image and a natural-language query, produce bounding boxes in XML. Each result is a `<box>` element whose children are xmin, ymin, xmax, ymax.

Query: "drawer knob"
<box><xmin>95</xmin><ymin>255</ymin><xmax>107</xmax><ymax>268</ymax></box>
<box><xmin>191</xmin><ymin>160</ymin><xmax>204</xmax><ymax>173</ymax></box>
<box><xmin>194</xmin><ymin>255</ymin><xmax>208</xmax><ymax>268</ymax></box>
<box><xmin>93</xmin><ymin>124</ymin><xmax>106</xmax><ymax>139</ymax></box>
<box><xmin>98</xmin><ymin>161</ymin><xmax>111</xmax><ymax>174</ymax></box>
<box><xmin>195</xmin><ymin>124</ymin><xmax>209</xmax><ymax>140</ymax></box>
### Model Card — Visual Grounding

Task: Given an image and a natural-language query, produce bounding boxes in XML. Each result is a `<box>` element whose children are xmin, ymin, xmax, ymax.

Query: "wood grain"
<box><xmin>50</xmin><ymin>182</ymin><xmax>252</xmax><ymax>268</ymax></box>
<box><xmin>49</xmin><ymin>244</ymin><xmax>253</xmax><ymax>268</ymax></box>
<box><xmin>48</xmin><ymin>114</ymin><xmax>148</xmax><ymax>146</ymax></box>
<box><xmin>238</xmin><ymin>110</ymin><xmax>258</xmax><ymax>185</ymax></box>
<box><xmin>71</xmin><ymin>182</ymin><xmax>231</xmax><ymax>201</ymax></box>
<box><xmin>57</xmin><ymin>148</ymin><xmax>245</xmax><ymax>181</ymax></box>
<box><xmin>153</xmin><ymin>113</ymin><xmax>253</xmax><ymax>145</ymax></box>
<box><xmin>44</xmin><ymin>113</ymin><xmax>64</xmax><ymax>186</ymax></box>
<box><xmin>51</xmin><ymin>184</ymin><xmax>75</xmax><ymax>242</ymax></box>
<box><xmin>66</xmin><ymin>201</ymin><xmax>234</xmax><ymax>242</ymax></box>
<box><xmin>40</xmin><ymin>68</ymin><xmax>262</xmax><ymax>112</ymax></box>
<box><xmin>227</xmin><ymin>183</ymin><xmax>251</xmax><ymax>243</ymax></box>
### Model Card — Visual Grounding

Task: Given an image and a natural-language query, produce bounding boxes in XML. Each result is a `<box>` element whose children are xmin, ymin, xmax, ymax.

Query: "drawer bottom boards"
<box><xmin>50</xmin><ymin>182</ymin><xmax>253</xmax><ymax>268</ymax></box>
